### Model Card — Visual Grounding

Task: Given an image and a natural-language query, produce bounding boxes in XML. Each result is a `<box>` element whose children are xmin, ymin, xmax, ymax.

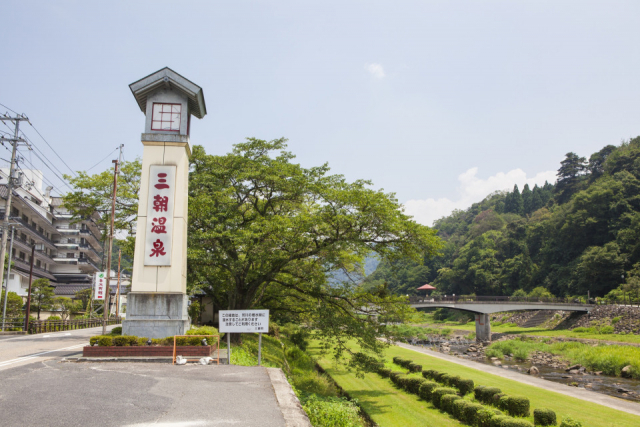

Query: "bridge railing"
<box><xmin>407</xmin><ymin>295</ymin><xmax>598</xmax><ymax>305</ymax></box>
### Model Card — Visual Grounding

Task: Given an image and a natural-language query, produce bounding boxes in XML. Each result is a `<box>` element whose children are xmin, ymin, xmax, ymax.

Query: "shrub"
<box><xmin>47</xmin><ymin>316</ymin><xmax>61</xmax><ymax>321</ymax></box>
<box><xmin>302</xmin><ymin>395</ymin><xmax>361</xmax><ymax>427</ymax></box>
<box><xmin>440</xmin><ymin>373</ymin><xmax>453</xmax><ymax>386</ymax></box>
<box><xmin>612</xmin><ymin>316</ymin><xmax>622</xmax><ymax>324</ymax></box>
<box><xmin>452</xmin><ymin>399</ymin><xmax>472</xmax><ymax>420</ymax></box>
<box><xmin>534</xmin><ymin>408</ymin><xmax>557</xmax><ymax>426</ymax></box>
<box><xmin>474</xmin><ymin>385</ymin><xmax>486</xmax><ymax>401</ymax></box>
<box><xmin>559</xmin><ymin>417</ymin><xmax>582</xmax><ymax>427</ymax></box>
<box><xmin>490</xmin><ymin>415</ymin><xmax>512</xmax><ymax>427</ymax></box>
<box><xmin>441</xmin><ymin>394</ymin><xmax>461</xmax><ymax>414</ymax></box>
<box><xmin>408</xmin><ymin>363</ymin><xmax>422</xmax><ymax>372</ymax></box>
<box><xmin>113</xmin><ymin>336</ymin><xmax>137</xmax><ymax>346</ymax></box>
<box><xmin>502</xmin><ymin>419</ymin><xmax>534</xmax><ymax>427</ymax></box>
<box><xmin>458</xmin><ymin>378</ymin><xmax>474</xmax><ymax>395</ymax></box>
<box><xmin>389</xmin><ymin>371</ymin><xmax>404</xmax><ymax>384</ymax></box>
<box><xmin>478</xmin><ymin>387</ymin><xmax>502</xmax><ymax>404</ymax></box>
<box><xmin>392</xmin><ymin>356</ymin><xmax>402</xmax><ymax>365</ymax></box>
<box><xmin>599</xmin><ymin>325</ymin><xmax>614</xmax><ymax>334</ymax></box>
<box><xmin>405</xmin><ymin>377</ymin><xmax>425</xmax><ymax>394</ymax></box>
<box><xmin>506</xmin><ymin>396</ymin><xmax>530</xmax><ymax>417</ymax></box>
<box><xmin>447</xmin><ymin>375</ymin><xmax>461</xmax><ymax>388</ymax></box>
<box><xmin>435</xmin><ymin>372</ymin><xmax>449</xmax><ymax>383</ymax></box>
<box><xmin>432</xmin><ymin>387</ymin><xmax>458</xmax><ymax>409</ymax></box>
<box><xmin>97</xmin><ymin>336</ymin><xmax>113</xmax><ymax>346</ymax></box>
<box><xmin>418</xmin><ymin>381</ymin><xmax>439</xmax><ymax>401</ymax></box>
<box><xmin>186</xmin><ymin>326</ymin><xmax>219</xmax><ymax>345</ymax></box>
<box><xmin>476</xmin><ymin>408</ymin><xmax>497</xmax><ymax>427</ymax></box>
<box><xmin>137</xmin><ymin>337</ymin><xmax>149</xmax><ymax>346</ymax></box>
<box><xmin>496</xmin><ymin>394</ymin><xmax>510</xmax><ymax>411</ymax></box>
<box><xmin>110</xmin><ymin>326</ymin><xmax>122</xmax><ymax>335</ymax></box>
<box><xmin>462</xmin><ymin>402</ymin><xmax>484</xmax><ymax>424</ymax></box>
<box><xmin>423</xmin><ymin>369</ymin><xmax>439</xmax><ymax>380</ymax></box>
<box><xmin>378</xmin><ymin>367</ymin><xmax>392</xmax><ymax>378</ymax></box>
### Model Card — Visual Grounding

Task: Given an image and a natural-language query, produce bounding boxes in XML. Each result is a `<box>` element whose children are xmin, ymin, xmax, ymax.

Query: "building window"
<box><xmin>36</xmin><ymin>260</ymin><xmax>41</xmax><ymax>268</ymax></box>
<box><xmin>151</xmin><ymin>103</ymin><xmax>181</xmax><ymax>132</ymax></box>
<box><xmin>22</xmin><ymin>214</ymin><xmax>28</xmax><ymax>223</ymax></box>
<box><xmin>11</xmin><ymin>207</ymin><xmax>19</xmax><ymax>217</ymax></box>
<box><xmin>67</xmin><ymin>253</ymin><xmax>75</xmax><ymax>258</ymax></box>
<box><xmin>19</xmin><ymin>251</ymin><xmax>25</xmax><ymax>260</ymax></box>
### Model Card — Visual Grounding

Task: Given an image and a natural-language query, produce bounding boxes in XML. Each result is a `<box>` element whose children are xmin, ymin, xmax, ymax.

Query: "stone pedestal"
<box><xmin>122</xmin><ymin>293</ymin><xmax>190</xmax><ymax>338</ymax></box>
<box><xmin>475</xmin><ymin>313</ymin><xmax>491</xmax><ymax>342</ymax></box>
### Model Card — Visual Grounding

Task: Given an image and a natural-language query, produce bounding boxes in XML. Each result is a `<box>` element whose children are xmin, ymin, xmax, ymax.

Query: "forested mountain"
<box><xmin>365</xmin><ymin>137</ymin><xmax>640</xmax><ymax>298</ymax></box>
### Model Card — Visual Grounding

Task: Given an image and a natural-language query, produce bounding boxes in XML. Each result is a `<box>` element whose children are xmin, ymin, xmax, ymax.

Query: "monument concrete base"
<box><xmin>122</xmin><ymin>293</ymin><xmax>191</xmax><ymax>339</ymax></box>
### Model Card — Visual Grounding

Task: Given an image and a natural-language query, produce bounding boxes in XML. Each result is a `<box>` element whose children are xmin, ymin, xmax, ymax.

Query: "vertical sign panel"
<box><xmin>144</xmin><ymin>165</ymin><xmax>176</xmax><ymax>266</ymax></box>
<box><xmin>94</xmin><ymin>272</ymin><xmax>106</xmax><ymax>300</ymax></box>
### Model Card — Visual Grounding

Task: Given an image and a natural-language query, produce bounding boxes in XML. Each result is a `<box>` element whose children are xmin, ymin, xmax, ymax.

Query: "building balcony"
<box><xmin>79</xmin><ymin>243</ymin><xmax>102</xmax><ymax>262</ymax></box>
<box><xmin>8</xmin><ymin>217</ymin><xmax>57</xmax><ymax>251</ymax></box>
<box><xmin>54</xmin><ymin>241</ymin><xmax>79</xmax><ymax>250</ymax></box>
<box><xmin>78</xmin><ymin>257</ymin><xmax>100</xmax><ymax>272</ymax></box>
<box><xmin>56</xmin><ymin>225</ymin><xmax>80</xmax><ymax>235</ymax></box>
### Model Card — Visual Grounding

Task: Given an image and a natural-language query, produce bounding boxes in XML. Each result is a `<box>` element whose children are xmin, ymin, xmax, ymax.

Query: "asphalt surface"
<box><xmin>0</xmin><ymin>324</ymin><xmax>118</xmax><ymax>371</ymax></box>
<box><xmin>0</xmin><ymin>361</ymin><xmax>287</xmax><ymax>427</ymax></box>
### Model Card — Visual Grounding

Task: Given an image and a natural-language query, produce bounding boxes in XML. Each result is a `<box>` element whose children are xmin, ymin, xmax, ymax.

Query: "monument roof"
<box><xmin>129</xmin><ymin>67</ymin><xmax>207</xmax><ymax>119</ymax></box>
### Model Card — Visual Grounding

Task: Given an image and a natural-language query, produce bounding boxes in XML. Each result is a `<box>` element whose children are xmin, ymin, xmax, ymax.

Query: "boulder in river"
<box><xmin>621</xmin><ymin>365</ymin><xmax>633</xmax><ymax>378</ymax></box>
<box><xmin>528</xmin><ymin>366</ymin><xmax>539</xmax><ymax>375</ymax></box>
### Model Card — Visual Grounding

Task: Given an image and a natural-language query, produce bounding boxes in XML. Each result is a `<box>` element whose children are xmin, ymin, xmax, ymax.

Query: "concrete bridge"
<box><xmin>408</xmin><ymin>296</ymin><xmax>594</xmax><ymax>341</ymax></box>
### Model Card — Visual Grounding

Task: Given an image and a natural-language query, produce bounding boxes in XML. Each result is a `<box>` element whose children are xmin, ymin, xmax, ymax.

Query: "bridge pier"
<box><xmin>475</xmin><ymin>313</ymin><xmax>491</xmax><ymax>341</ymax></box>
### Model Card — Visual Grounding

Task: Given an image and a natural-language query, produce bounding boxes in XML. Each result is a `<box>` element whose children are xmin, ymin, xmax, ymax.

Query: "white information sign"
<box><xmin>94</xmin><ymin>272</ymin><xmax>107</xmax><ymax>300</ymax></box>
<box><xmin>144</xmin><ymin>165</ymin><xmax>176</xmax><ymax>266</ymax></box>
<box><xmin>219</xmin><ymin>310</ymin><xmax>269</xmax><ymax>333</ymax></box>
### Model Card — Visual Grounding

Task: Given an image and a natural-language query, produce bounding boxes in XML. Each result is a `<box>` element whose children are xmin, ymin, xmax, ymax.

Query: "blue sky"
<box><xmin>2</xmin><ymin>1</ymin><xmax>639</xmax><ymax>225</ymax></box>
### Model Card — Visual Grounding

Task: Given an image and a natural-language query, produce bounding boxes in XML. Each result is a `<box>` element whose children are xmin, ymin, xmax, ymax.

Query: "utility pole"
<box><xmin>102</xmin><ymin>158</ymin><xmax>120</xmax><ymax>335</ymax></box>
<box><xmin>24</xmin><ymin>243</ymin><xmax>36</xmax><ymax>332</ymax></box>
<box><xmin>0</xmin><ymin>114</ymin><xmax>28</xmax><ymax>305</ymax></box>
<box><xmin>1</xmin><ymin>226</ymin><xmax>15</xmax><ymax>331</ymax></box>
<box><xmin>115</xmin><ymin>249</ymin><xmax>121</xmax><ymax>318</ymax></box>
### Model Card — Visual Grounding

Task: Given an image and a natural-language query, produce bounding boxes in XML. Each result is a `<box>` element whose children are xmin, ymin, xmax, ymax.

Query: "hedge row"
<box><xmin>89</xmin><ymin>335</ymin><xmax>209</xmax><ymax>347</ymax></box>
<box><xmin>392</xmin><ymin>356</ymin><xmax>422</xmax><ymax>372</ymax></box>
<box><xmin>379</xmin><ymin>358</ymin><xmax>580</xmax><ymax>427</ymax></box>
<box><xmin>422</xmin><ymin>369</ymin><xmax>475</xmax><ymax>395</ymax></box>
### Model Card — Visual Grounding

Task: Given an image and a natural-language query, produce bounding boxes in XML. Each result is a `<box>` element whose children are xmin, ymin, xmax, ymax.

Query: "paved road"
<box><xmin>396</xmin><ymin>341</ymin><xmax>640</xmax><ymax>417</ymax></box>
<box><xmin>0</xmin><ymin>361</ymin><xmax>289</xmax><ymax>427</ymax></box>
<box><xmin>0</xmin><ymin>324</ymin><xmax>118</xmax><ymax>371</ymax></box>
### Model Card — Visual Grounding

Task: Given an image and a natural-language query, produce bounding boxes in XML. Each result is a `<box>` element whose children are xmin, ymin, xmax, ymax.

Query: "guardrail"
<box><xmin>407</xmin><ymin>295</ymin><xmax>635</xmax><ymax>306</ymax></box>
<box><xmin>2</xmin><ymin>317</ymin><xmax>122</xmax><ymax>334</ymax></box>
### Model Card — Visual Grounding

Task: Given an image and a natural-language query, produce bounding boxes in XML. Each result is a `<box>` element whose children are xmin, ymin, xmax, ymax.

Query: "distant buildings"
<box><xmin>0</xmin><ymin>169</ymin><xmax>104</xmax><ymax>298</ymax></box>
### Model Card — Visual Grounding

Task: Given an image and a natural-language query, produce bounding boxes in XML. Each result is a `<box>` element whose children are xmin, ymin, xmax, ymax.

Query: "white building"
<box><xmin>0</xmin><ymin>169</ymin><xmax>104</xmax><ymax>297</ymax></box>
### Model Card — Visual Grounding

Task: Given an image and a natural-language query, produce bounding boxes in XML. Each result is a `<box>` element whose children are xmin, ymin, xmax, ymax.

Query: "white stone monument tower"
<box><xmin>122</xmin><ymin>68</ymin><xmax>206</xmax><ymax>339</ymax></box>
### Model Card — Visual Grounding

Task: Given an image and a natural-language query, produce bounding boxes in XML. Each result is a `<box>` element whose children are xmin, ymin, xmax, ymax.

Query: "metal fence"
<box><xmin>1</xmin><ymin>317</ymin><xmax>122</xmax><ymax>334</ymax></box>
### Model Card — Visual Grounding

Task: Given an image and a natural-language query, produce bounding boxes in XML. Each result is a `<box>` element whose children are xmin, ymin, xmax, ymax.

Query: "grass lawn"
<box><xmin>309</xmin><ymin>340</ymin><xmax>640</xmax><ymax>427</ymax></box>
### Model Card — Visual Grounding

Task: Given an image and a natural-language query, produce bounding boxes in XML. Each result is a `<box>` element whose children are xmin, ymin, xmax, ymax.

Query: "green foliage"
<box><xmin>47</xmin><ymin>316</ymin><xmax>61</xmax><ymax>321</ymax></box>
<box><xmin>187</xmin><ymin>301</ymin><xmax>201</xmax><ymax>323</ymax></box>
<box><xmin>559</xmin><ymin>417</ymin><xmax>583</xmax><ymax>427</ymax></box>
<box><xmin>97</xmin><ymin>336</ymin><xmax>113</xmax><ymax>346</ymax></box>
<box><xmin>1</xmin><ymin>291</ymin><xmax>23</xmax><ymax>319</ymax></box>
<box><xmin>476</xmin><ymin>386</ymin><xmax>502</xmax><ymax>405</ymax></box>
<box><xmin>457</xmin><ymin>378</ymin><xmax>474</xmax><ymax>395</ymax></box>
<box><xmin>187</xmin><ymin>139</ymin><xmax>441</xmax><ymax>370</ymax></box>
<box><xmin>490</xmin><ymin>415</ymin><xmax>513</xmax><ymax>427</ymax></box>
<box><xmin>431</xmin><ymin>387</ymin><xmax>457</xmax><ymax>409</ymax></box>
<box><xmin>505</xmin><ymin>396</ymin><xmax>530</xmax><ymax>417</ymax></box>
<box><xmin>186</xmin><ymin>326</ymin><xmax>219</xmax><ymax>345</ymax></box>
<box><xmin>440</xmin><ymin>394</ymin><xmax>462</xmax><ymax>414</ymax></box>
<box><xmin>113</xmin><ymin>336</ymin><xmax>137</xmax><ymax>346</ymax></box>
<box><xmin>30</xmin><ymin>278</ymin><xmax>54</xmax><ymax>320</ymax></box>
<box><xmin>502</xmin><ymin>419</ymin><xmax>534</xmax><ymax>427</ymax></box>
<box><xmin>418</xmin><ymin>380</ymin><xmax>439</xmax><ymax>401</ymax></box>
<box><xmin>476</xmin><ymin>407</ymin><xmax>498</xmax><ymax>427</ymax></box>
<box><xmin>534</xmin><ymin>408</ymin><xmax>557</xmax><ymax>426</ymax></box>
<box><xmin>302</xmin><ymin>395</ymin><xmax>362</xmax><ymax>427</ymax></box>
<box><xmin>528</xmin><ymin>287</ymin><xmax>553</xmax><ymax>299</ymax></box>
<box><xmin>110</xmin><ymin>327</ymin><xmax>122</xmax><ymax>335</ymax></box>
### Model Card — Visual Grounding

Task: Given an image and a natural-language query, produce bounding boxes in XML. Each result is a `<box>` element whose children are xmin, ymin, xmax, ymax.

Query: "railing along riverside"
<box><xmin>27</xmin><ymin>317</ymin><xmax>122</xmax><ymax>334</ymax></box>
<box><xmin>407</xmin><ymin>295</ymin><xmax>634</xmax><ymax>306</ymax></box>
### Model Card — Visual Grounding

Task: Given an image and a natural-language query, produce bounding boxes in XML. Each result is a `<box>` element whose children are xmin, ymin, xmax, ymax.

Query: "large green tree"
<box><xmin>187</xmin><ymin>138</ymin><xmax>441</xmax><ymax>360</ymax></box>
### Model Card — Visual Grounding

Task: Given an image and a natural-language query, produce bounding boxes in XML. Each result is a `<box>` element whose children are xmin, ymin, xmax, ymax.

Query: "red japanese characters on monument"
<box><xmin>144</xmin><ymin>165</ymin><xmax>176</xmax><ymax>266</ymax></box>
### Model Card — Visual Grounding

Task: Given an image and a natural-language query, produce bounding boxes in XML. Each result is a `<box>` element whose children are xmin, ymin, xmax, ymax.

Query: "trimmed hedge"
<box><xmin>404</xmin><ymin>377</ymin><xmax>425</xmax><ymax>394</ymax></box>
<box><xmin>506</xmin><ymin>396</ymin><xmax>530</xmax><ymax>417</ymax></box>
<box><xmin>476</xmin><ymin>386</ymin><xmax>502</xmax><ymax>405</ymax></box>
<box><xmin>451</xmin><ymin>399</ymin><xmax>472</xmax><ymax>420</ymax></box>
<box><xmin>440</xmin><ymin>394</ymin><xmax>462</xmax><ymax>414</ymax></box>
<box><xmin>502</xmin><ymin>419</ymin><xmax>534</xmax><ymax>427</ymax></box>
<box><xmin>432</xmin><ymin>387</ymin><xmax>458</xmax><ymax>409</ymax></box>
<box><xmin>490</xmin><ymin>415</ymin><xmax>513</xmax><ymax>427</ymax></box>
<box><xmin>534</xmin><ymin>408</ymin><xmax>557</xmax><ymax>426</ymax></box>
<box><xmin>458</xmin><ymin>378</ymin><xmax>475</xmax><ymax>395</ymax></box>
<box><xmin>378</xmin><ymin>367</ymin><xmax>392</xmax><ymax>378</ymax></box>
<box><xmin>113</xmin><ymin>335</ymin><xmax>138</xmax><ymax>346</ymax></box>
<box><xmin>408</xmin><ymin>362</ymin><xmax>423</xmax><ymax>372</ymax></box>
<box><xmin>495</xmin><ymin>394</ymin><xmax>509</xmax><ymax>411</ymax></box>
<box><xmin>423</xmin><ymin>369</ymin><xmax>440</xmax><ymax>380</ymax></box>
<box><xmin>559</xmin><ymin>418</ymin><xmax>582</xmax><ymax>427</ymax></box>
<box><xmin>477</xmin><ymin>408</ymin><xmax>498</xmax><ymax>427</ymax></box>
<box><xmin>97</xmin><ymin>336</ymin><xmax>113</xmax><ymax>346</ymax></box>
<box><xmin>462</xmin><ymin>402</ymin><xmax>484</xmax><ymax>424</ymax></box>
<box><xmin>418</xmin><ymin>381</ymin><xmax>439</xmax><ymax>401</ymax></box>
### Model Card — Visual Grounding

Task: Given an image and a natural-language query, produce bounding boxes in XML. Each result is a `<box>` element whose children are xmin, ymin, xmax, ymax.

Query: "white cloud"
<box><xmin>365</xmin><ymin>63</ymin><xmax>385</xmax><ymax>79</ymax></box>
<box><xmin>404</xmin><ymin>168</ymin><xmax>557</xmax><ymax>227</ymax></box>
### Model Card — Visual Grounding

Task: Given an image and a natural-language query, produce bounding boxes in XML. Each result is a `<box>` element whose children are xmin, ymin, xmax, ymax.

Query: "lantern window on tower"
<box><xmin>151</xmin><ymin>103</ymin><xmax>181</xmax><ymax>132</ymax></box>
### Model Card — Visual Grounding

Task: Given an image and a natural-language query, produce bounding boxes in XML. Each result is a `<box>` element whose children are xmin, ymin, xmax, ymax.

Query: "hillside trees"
<box><xmin>187</xmin><ymin>138</ymin><xmax>441</xmax><ymax>359</ymax></box>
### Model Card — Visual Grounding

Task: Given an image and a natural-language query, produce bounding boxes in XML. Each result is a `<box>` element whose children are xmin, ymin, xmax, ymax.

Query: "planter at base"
<box><xmin>83</xmin><ymin>345</ymin><xmax>214</xmax><ymax>358</ymax></box>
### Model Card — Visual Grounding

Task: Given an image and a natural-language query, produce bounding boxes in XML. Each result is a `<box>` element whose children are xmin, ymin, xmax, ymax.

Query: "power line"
<box><xmin>86</xmin><ymin>147</ymin><xmax>121</xmax><ymax>172</ymax></box>
<box><xmin>16</xmin><ymin>151</ymin><xmax>63</xmax><ymax>195</ymax></box>
<box><xmin>0</xmin><ymin>102</ymin><xmax>18</xmax><ymax>115</ymax></box>
<box><xmin>26</xmin><ymin>121</ymin><xmax>78</xmax><ymax>177</ymax></box>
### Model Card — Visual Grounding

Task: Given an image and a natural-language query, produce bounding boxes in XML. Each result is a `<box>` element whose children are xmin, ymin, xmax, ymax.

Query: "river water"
<box><xmin>410</xmin><ymin>337</ymin><xmax>640</xmax><ymax>402</ymax></box>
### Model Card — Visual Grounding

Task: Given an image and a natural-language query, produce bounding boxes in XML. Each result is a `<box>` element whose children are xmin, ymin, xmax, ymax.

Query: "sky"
<box><xmin>2</xmin><ymin>1</ymin><xmax>639</xmax><ymax>226</ymax></box>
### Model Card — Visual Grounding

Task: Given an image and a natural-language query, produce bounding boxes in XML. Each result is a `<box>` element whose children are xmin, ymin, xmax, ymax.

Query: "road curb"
<box><xmin>267</xmin><ymin>367</ymin><xmax>312</xmax><ymax>427</ymax></box>
<box><xmin>63</xmin><ymin>356</ymin><xmax>229</xmax><ymax>364</ymax></box>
